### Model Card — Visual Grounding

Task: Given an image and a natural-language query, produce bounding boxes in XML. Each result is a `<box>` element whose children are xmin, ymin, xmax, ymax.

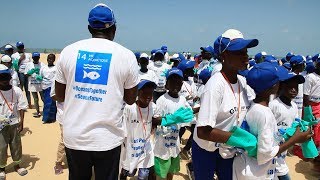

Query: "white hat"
<box><xmin>4</xmin><ymin>44</ymin><xmax>13</xmax><ymax>50</ymax></box>
<box><xmin>140</xmin><ymin>53</ymin><xmax>149</xmax><ymax>59</ymax></box>
<box><xmin>1</xmin><ymin>55</ymin><xmax>12</xmax><ymax>63</ymax></box>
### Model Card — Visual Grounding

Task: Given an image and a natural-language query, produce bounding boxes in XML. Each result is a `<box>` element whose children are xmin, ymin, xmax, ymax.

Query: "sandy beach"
<box><xmin>2</xmin><ymin>54</ymin><xmax>319</xmax><ymax>180</ymax></box>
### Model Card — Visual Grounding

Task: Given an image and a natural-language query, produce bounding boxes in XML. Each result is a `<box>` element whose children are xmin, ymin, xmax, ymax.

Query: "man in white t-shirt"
<box><xmin>11</xmin><ymin>42</ymin><xmax>32</xmax><ymax>108</ymax></box>
<box><xmin>138</xmin><ymin>53</ymin><xmax>157</xmax><ymax>83</ymax></box>
<box><xmin>54</xmin><ymin>4</ymin><xmax>139</xmax><ymax>180</ymax></box>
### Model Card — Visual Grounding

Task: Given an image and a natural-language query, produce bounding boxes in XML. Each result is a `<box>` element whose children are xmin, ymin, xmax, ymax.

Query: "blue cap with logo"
<box><xmin>290</xmin><ymin>55</ymin><xmax>305</xmax><ymax>66</ymax></box>
<box><xmin>88</xmin><ymin>3</ymin><xmax>116</xmax><ymax>29</ymax></box>
<box><xmin>138</xmin><ymin>79</ymin><xmax>157</xmax><ymax>90</ymax></box>
<box><xmin>247</xmin><ymin>62</ymin><xmax>287</xmax><ymax>94</ymax></box>
<box><xmin>166</xmin><ymin>68</ymin><xmax>183</xmax><ymax>79</ymax></box>
<box><xmin>264</xmin><ymin>55</ymin><xmax>279</xmax><ymax>65</ymax></box>
<box><xmin>199</xmin><ymin>68</ymin><xmax>212</xmax><ymax>81</ymax></box>
<box><xmin>177</xmin><ymin>60</ymin><xmax>196</xmax><ymax>72</ymax></box>
<box><xmin>16</xmin><ymin>41</ymin><xmax>24</xmax><ymax>47</ymax></box>
<box><xmin>214</xmin><ymin>29</ymin><xmax>258</xmax><ymax>55</ymax></box>
<box><xmin>280</xmin><ymin>68</ymin><xmax>305</xmax><ymax>84</ymax></box>
<box><xmin>32</xmin><ymin>52</ymin><xmax>40</xmax><ymax>58</ymax></box>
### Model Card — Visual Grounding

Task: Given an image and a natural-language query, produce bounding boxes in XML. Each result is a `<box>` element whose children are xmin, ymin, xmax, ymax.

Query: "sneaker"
<box><xmin>15</xmin><ymin>167</ymin><xmax>28</xmax><ymax>176</ymax></box>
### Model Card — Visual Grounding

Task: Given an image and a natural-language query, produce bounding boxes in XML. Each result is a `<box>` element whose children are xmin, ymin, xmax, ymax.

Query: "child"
<box><xmin>40</xmin><ymin>54</ymin><xmax>57</xmax><ymax>123</ymax></box>
<box><xmin>138</xmin><ymin>53</ymin><xmax>157</xmax><ymax>82</ymax></box>
<box><xmin>233</xmin><ymin>62</ymin><xmax>312</xmax><ymax>179</ymax></box>
<box><xmin>149</xmin><ymin>50</ymin><xmax>171</xmax><ymax>102</ymax></box>
<box><xmin>290</xmin><ymin>55</ymin><xmax>306</xmax><ymax>118</ymax></box>
<box><xmin>120</xmin><ymin>80</ymin><xmax>157</xmax><ymax>180</ymax></box>
<box><xmin>153</xmin><ymin>68</ymin><xmax>193</xmax><ymax>180</ymax></box>
<box><xmin>24</xmin><ymin>52</ymin><xmax>44</xmax><ymax>118</ymax></box>
<box><xmin>177</xmin><ymin>60</ymin><xmax>198</xmax><ymax>159</ymax></box>
<box><xmin>1</xmin><ymin>55</ymin><xmax>20</xmax><ymax>87</ymax></box>
<box><xmin>269</xmin><ymin>70</ymin><xmax>305</xmax><ymax>179</ymax></box>
<box><xmin>0</xmin><ymin>64</ymin><xmax>28</xmax><ymax>179</ymax></box>
<box><xmin>303</xmin><ymin>56</ymin><xmax>320</xmax><ymax>170</ymax></box>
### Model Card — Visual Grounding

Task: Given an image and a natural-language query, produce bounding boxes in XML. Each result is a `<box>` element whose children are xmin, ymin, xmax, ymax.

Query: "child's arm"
<box><xmin>303</xmin><ymin>94</ymin><xmax>310</xmax><ymax>107</ymax></box>
<box><xmin>18</xmin><ymin>110</ymin><xmax>25</xmax><ymax>132</ymax></box>
<box><xmin>276</xmin><ymin>126</ymin><xmax>312</xmax><ymax>156</ymax></box>
<box><xmin>197</xmin><ymin>126</ymin><xmax>232</xmax><ymax>143</ymax></box>
<box><xmin>192</xmin><ymin>106</ymin><xmax>200</xmax><ymax>114</ymax></box>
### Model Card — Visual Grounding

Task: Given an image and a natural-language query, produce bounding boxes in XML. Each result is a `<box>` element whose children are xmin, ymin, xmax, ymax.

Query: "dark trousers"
<box><xmin>65</xmin><ymin>146</ymin><xmax>121</xmax><ymax>180</ymax></box>
<box><xmin>18</xmin><ymin>73</ymin><xmax>31</xmax><ymax>105</ymax></box>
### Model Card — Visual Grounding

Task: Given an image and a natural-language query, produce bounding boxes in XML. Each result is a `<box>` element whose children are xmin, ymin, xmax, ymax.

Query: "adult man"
<box><xmin>11</xmin><ymin>42</ymin><xmax>32</xmax><ymax>108</ymax></box>
<box><xmin>55</xmin><ymin>3</ymin><xmax>139</xmax><ymax>180</ymax></box>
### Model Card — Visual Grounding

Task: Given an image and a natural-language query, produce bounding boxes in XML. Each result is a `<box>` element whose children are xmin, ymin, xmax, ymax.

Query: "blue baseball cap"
<box><xmin>154</xmin><ymin>50</ymin><xmax>164</xmax><ymax>56</ymax></box>
<box><xmin>214</xmin><ymin>29</ymin><xmax>258</xmax><ymax>55</ymax></box>
<box><xmin>150</xmin><ymin>49</ymin><xmax>158</xmax><ymax>55</ymax></box>
<box><xmin>264</xmin><ymin>55</ymin><xmax>279</xmax><ymax>65</ymax></box>
<box><xmin>177</xmin><ymin>60</ymin><xmax>196</xmax><ymax>72</ymax></box>
<box><xmin>312</xmin><ymin>53</ymin><xmax>320</xmax><ymax>62</ymax></box>
<box><xmin>166</xmin><ymin>68</ymin><xmax>183</xmax><ymax>79</ymax></box>
<box><xmin>247</xmin><ymin>62</ymin><xmax>287</xmax><ymax>94</ymax></box>
<box><xmin>200</xmin><ymin>45</ymin><xmax>215</xmax><ymax>55</ymax></box>
<box><xmin>161</xmin><ymin>45</ymin><xmax>168</xmax><ymax>53</ymax></box>
<box><xmin>305</xmin><ymin>62</ymin><xmax>315</xmax><ymax>73</ymax></box>
<box><xmin>254</xmin><ymin>51</ymin><xmax>267</xmax><ymax>61</ymax></box>
<box><xmin>249</xmin><ymin>58</ymin><xmax>256</xmax><ymax>67</ymax></box>
<box><xmin>0</xmin><ymin>64</ymin><xmax>10</xmax><ymax>74</ymax></box>
<box><xmin>138</xmin><ymin>79</ymin><xmax>157</xmax><ymax>90</ymax></box>
<box><xmin>134</xmin><ymin>52</ymin><xmax>141</xmax><ymax>59</ymax></box>
<box><xmin>286</xmin><ymin>52</ymin><xmax>294</xmax><ymax>60</ymax></box>
<box><xmin>199</xmin><ymin>68</ymin><xmax>212</xmax><ymax>81</ymax></box>
<box><xmin>88</xmin><ymin>3</ymin><xmax>116</xmax><ymax>29</ymax></box>
<box><xmin>279</xmin><ymin>68</ymin><xmax>305</xmax><ymax>83</ymax></box>
<box><xmin>282</xmin><ymin>62</ymin><xmax>292</xmax><ymax>71</ymax></box>
<box><xmin>16</xmin><ymin>41</ymin><xmax>24</xmax><ymax>47</ymax></box>
<box><xmin>32</xmin><ymin>52</ymin><xmax>40</xmax><ymax>58</ymax></box>
<box><xmin>290</xmin><ymin>55</ymin><xmax>305</xmax><ymax>66</ymax></box>
<box><xmin>306</xmin><ymin>55</ymin><xmax>312</xmax><ymax>61</ymax></box>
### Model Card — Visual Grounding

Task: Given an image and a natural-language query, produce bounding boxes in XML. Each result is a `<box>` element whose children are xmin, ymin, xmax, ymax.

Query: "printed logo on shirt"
<box><xmin>75</xmin><ymin>50</ymin><xmax>112</xmax><ymax>85</ymax></box>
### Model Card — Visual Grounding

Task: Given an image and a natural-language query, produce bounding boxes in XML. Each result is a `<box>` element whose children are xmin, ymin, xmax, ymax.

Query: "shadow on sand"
<box><xmin>6</xmin><ymin>154</ymin><xmax>40</xmax><ymax>173</ymax></box>
<box><xmin>295</xmin><ymin>159</ymin><xmax>320</xmax><ymax>180</ymax></box>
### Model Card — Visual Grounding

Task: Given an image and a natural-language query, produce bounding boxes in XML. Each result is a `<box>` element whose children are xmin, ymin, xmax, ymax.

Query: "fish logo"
<box><xmin>83</xmin><ymin>70</ymin><xmax>100</xmax><ymax>80</ymax></box>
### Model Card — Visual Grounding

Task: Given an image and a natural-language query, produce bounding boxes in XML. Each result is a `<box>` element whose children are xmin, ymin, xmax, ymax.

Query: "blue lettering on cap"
<box><xmin>75</xmin><ymin>50</ymin><xmax>112</xmax><ymax>85</ymax></box>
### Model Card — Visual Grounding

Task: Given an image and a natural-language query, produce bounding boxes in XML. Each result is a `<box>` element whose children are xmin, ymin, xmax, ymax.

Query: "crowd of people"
<box><xmin>0</xmin><ymin>3</ymin><xmax>320</xmax><ymax>180</ymax></box>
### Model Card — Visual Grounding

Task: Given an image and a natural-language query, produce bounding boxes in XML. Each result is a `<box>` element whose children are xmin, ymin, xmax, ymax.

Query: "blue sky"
<box><xmin>0</xmin><ymin>0</ymin><xmax>319</xmax><ymax>57</ymax></box>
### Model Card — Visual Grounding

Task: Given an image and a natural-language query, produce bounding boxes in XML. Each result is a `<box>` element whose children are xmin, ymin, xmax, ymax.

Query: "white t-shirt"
<box><xmin>304</xmin><ymin>72</ymin><xmax>320</xmax><ymax>103</ymax></box>
<box><xmin>269</xmin><ymin>97</ymin><xmax>298</xmax><ymax>176</ymax></box>
<box><xmin>55</xmin><ymin>38</ymin><xmax>140</xmax><ymax>151</ymax></box>
<box><xmin>10</xmin><ymin>70</ymin><xmax>20</xmax><ymax>87</ymax></box>
<box><xmin>179</xmin><ymin>80</ymin><xmax>197</xmax><ymax>107</ymax></box>
<box><xmin>24</xmin><ymin>62</ymin><xmax>43</xmax><ymax>92</ymax></box>
<box><xmin>197</xmin><ymin>59</ymin><xmax>222</xmax><ymax>75</ymax></box>
<box><xmin>40</xmin><ymin>65</ymin><xmax>56</xmax><ymax>90</ymax></box>
<box><xmin>121</xmin><ymin>102</ymin><xmax>156</xmax><ymax>172</ymax></box>
<box><xmin>11</xmin><ymin>52</ymin><xmax>32</xmax><ymax>73</ymax></box>
<box><xmin>194</xmin><ymin>72</ymin><xmax>250</xmax><ymax>154</ymax></box>
<box><xmin>233</xmin><ymin>103</ymin><xmax>279</xmax><ymax>180</ymax></box>
<box><xmin>149</xmin><ymin>63</ymin><xmax>171</xmax><ymax>92</ymax></box>
<box><xmin>164</xmin><ymin>52</ymin><xmax>170</xmax><ymax>62</ymax></box>
<box><xmin>154</xmin><ymin>92</ymin><xmax>191</xmax><ymax>160</ymax></box>
<box><xmin>50</xmin><ymin>83</ymin><xmax>64</xmax><ymax>124</ymax></box>
<box><xmin>0</xmin><ymin>86</ymin><xmax>27</xmax><ymax>129</ymax></box>
<box><xmin>139</xmin><ymin>69</ymin><xmax>157</xmax><ymax>84</ymax></box>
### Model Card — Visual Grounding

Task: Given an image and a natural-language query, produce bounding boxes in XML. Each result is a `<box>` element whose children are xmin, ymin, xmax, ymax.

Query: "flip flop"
<box><xmin>15</xmin><ymin>167</ymin><xmax>28</xmax><ymax>176</ymax></box>
<box><xmin>0</xmin><ymin>171</ymin><xmax>5</xmax><ymax>180</ymax></box>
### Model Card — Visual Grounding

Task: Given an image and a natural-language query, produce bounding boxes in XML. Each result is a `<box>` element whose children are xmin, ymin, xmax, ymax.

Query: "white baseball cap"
<box><xmin>1</xmin><ymin>55</ymin><xmax>12</xmax><ymax>63</ymax></box>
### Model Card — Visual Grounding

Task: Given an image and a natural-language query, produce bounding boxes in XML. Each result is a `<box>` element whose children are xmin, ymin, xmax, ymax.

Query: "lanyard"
<box><xmin>183</xmin><ymin>82</ymin><xmax>193</xmax><ymax>96</ymax></box>
<box><xmin>0</xmin><ymin>89</ymin><xmax>14</xmax><ymax>112</ymax></box>
<box><xmin>221</xmin><ymin>72</ymin><xmax>241</xmax><ymax>122</ymax></box>
<box><xmin>137</xmin><ymin>104</ymin><xmax>150</xmax><ymax>137</ymax></box>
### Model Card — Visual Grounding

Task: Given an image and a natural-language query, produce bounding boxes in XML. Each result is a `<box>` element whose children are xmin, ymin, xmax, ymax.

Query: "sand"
<box><xmin>3</xmin><ymin>54</ymin><xmax>320</xmax><ymax>180</ymax></box>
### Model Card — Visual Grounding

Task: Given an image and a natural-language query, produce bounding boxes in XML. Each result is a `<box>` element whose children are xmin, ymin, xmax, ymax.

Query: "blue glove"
<box><xmin>161</xmin><ymin>107</ymin><xmax>194</xmax><ymax>126</ymax></box>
